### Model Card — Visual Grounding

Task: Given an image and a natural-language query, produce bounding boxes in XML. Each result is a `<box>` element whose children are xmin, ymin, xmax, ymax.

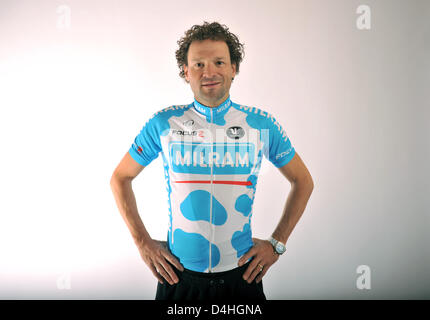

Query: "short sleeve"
<box><xmin>263</xmin><ymin>114</ymin><xmax>296</xmax><ymax>168</ymax></box>
<box><xmin>128</xmin><ymin>116</ymin><xmax>162</xmax><ymax>167</ymax></box>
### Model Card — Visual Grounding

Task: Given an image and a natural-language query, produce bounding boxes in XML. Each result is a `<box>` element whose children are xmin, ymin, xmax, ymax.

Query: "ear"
<box><xmin>183</xmin><ymin>64</ymin><xmax>190</xmax><ymax>83</ymax></box>
<box><xmin>231</xmin><ymin>62</ymin><xmax>237</xmax><ymax>78</ymax></box>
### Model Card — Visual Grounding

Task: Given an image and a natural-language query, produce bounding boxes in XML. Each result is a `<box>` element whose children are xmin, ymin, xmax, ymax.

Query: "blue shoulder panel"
<box><xmin>128</xmin><ymin>104</ymin><xmax>191</xmax><ymax>166</ymax></box>
<box><xmin>231</xmin><ymin>103</ymin><xmax>295</xmax><ymax>168</ymax></box>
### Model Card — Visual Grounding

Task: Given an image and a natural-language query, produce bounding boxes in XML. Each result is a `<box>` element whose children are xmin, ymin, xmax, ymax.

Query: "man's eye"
<box><xmin>196</xmin><ymin>63</ymin><xmax>203</xmax><ymax>67</ymax></box>
<box><xmin>216</xmin><ymin>61</ymin><xmax>224</xmax><ymax>65</ymax></box>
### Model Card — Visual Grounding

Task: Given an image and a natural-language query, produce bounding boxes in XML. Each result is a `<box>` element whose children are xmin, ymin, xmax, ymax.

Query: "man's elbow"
<box><xmin>294</xmin><ymin>174</ymin><xmax>314</xmax><ymax>192</ymax></box>
<box><xmin>110</xmin><ymin>170</ymin><xmax>131</xmax><ymax>189</ymax></box>
<box><xmin>110</xmin><ymin>171</ymin><xmax>119</xmax><ymax>189</ymax></box>
<box><xmin>307</xmin><ymin>175</ymin><xmax>314</xmax><ymax>191</ymax></box>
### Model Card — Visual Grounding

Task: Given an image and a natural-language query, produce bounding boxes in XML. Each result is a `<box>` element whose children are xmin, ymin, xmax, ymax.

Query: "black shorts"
<box><xmin>155</xmin><ymin>261</ymin><xmax>266</xmax><ymax>301</ymax></box>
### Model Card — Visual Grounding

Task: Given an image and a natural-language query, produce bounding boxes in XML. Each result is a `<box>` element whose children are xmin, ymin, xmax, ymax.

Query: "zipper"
<box><xmin>208</xmin><ymin>108</ymin><xmax>214</xmax><ymax>273</ymax></box>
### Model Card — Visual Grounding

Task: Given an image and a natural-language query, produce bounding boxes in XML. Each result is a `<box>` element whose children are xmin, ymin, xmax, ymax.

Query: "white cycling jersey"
<box><xmin>129</xmin><ymin>95</ymin><xmax>295</xmax><ymax>273</ymax></box>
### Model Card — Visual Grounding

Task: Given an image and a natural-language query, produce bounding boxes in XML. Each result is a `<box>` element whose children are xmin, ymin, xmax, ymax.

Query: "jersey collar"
<box><xmin>192</xmin><ymin>95</ymin><xmax>232</xmax><ymax>121</ymax></box>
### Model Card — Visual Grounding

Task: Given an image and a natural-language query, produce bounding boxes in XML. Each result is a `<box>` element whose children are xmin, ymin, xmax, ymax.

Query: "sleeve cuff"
<box><xmin>128</xmin><ymin>147</ymin><xmax>151</xmax><ymax>167</ymax></box>
<box><xmin>273</xmin><ymin>147</ymin><xmax>296</xmax><ymax>168</ymax></box>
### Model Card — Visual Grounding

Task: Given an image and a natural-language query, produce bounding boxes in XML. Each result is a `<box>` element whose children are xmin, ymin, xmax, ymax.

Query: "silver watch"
<box><xmin>269</xmin><ymin>236</ymin><xmax>286</xmax><ymax>255</ymax></box>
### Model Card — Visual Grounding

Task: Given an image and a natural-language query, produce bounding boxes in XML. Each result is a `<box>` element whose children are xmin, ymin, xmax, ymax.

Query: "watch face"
<box><xmin>276</xmin><ymin>243</ymin><xmax>286</xmax><ymax>254</ymax></box>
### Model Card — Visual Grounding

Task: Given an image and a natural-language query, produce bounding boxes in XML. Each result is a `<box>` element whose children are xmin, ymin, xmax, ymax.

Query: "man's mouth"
<box><xmin>202</xmin><ymin>82</ymin><xmax>220</xmax><ymax>87</ymax></box>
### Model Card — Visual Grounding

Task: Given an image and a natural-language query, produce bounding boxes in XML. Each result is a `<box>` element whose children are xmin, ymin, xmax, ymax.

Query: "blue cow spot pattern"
<box><xmin>180</xmin><ymin>190</ymin><xmax>228</xmax><ymax>225</ymax></box>
<box><xmin>235</xmin><ymin>194</ymin><xmax>253</xmax><ymax>217</ymax></box>
<box><xmin>247</xmin><ymin>174</ymin><xmax>257</xmax><ymax>189</ymax></box>
<box><xmin>231</xmin><ymin>223</ymin><xmax>253</xmax><ymax>258</ymax></box>
<box><xmin>173</xmin><ymin>228</ymin><xmax>220</xmax><ymax>271</ymax></box>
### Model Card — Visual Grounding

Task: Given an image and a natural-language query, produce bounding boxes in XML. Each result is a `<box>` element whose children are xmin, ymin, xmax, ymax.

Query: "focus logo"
<box><xmin>172</xmin><ymin>129</ymin><xmax>198</xmax><ymax>136</ymax></box>
<box><xmin>183</xmin><ymin>119</ymin><xmax>194</xmax><ymax>127</ymax></box>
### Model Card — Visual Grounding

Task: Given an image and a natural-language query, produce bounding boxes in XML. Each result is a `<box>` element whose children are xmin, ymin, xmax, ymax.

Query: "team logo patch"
<box><xmin>226</xmin><ymin>126</ymin><xmax>245</xmax><ymax>140</ymax></box>
<box><xmin>169</xmin><ymin>142</ymin><xmax>255</xmax><ymax>174</ymax></box>
<box><xmin>184</xmin><ymin>119</ymin><xmax>194</xmax><ymax>127</ymax></box>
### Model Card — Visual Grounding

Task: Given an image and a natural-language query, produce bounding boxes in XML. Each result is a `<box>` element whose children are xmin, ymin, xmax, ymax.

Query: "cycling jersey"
<box><xmin>129</xmin><ymin>95</ymin><xmax>295</xmax><ymax>273</ymax></box>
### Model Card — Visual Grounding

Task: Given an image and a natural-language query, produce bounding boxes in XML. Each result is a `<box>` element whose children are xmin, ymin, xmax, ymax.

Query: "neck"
<box><xmin>196</xmin><ymin>93</ymin><xmax>230</xmax><ymax>108</ymax></box>
<box><xmin>193</xmin><ymin>95</ymin><xmax>232</xmax><ymax>119</ymax></box>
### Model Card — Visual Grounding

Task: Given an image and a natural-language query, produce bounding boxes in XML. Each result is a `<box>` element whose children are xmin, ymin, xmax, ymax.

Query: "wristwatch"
<box><xmin>269</xmin><ymin>236</ymin><xmax>286</xmax><ymax>255</ymax></box>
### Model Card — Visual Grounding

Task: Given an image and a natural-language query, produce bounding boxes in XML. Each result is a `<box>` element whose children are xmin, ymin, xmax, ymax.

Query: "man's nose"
<box><xmin>202</xmin><ymin>62</ymin><xmax>216</xmax><ymax>78</ymax></box>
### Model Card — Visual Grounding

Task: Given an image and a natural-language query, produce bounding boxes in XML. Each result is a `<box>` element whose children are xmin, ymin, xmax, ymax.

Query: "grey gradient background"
<box><xmin>0</xmin><ymin>0</ymin><xmax>429</xmax><ymax>299</ymax></box>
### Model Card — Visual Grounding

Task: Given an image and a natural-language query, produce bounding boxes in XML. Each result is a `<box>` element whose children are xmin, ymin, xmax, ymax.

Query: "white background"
<box><xmin>0</xmin><ymin>0</ymin><xmax>429</xmax><ymax>299</ymax></box>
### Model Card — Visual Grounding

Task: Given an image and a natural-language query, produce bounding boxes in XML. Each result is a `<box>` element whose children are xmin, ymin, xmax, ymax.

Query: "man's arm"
<box><xmin>110</xmin><ymin>152</ymin><xmax>148</xmax><ymax>244</ymax></box>
<box><xmin>239</xmin><ymin>152</ymin><xmax>314</xmax><ymax>283</ymax></box>
<box><xmin>110</xmin><ymin>152</ymin><xmax>183</xmax><ymax>285</ymax></box>
<box><xmin>271</xmin><ymin>151</ymin><xmax>314</xmax><ymax>244</ymax></box>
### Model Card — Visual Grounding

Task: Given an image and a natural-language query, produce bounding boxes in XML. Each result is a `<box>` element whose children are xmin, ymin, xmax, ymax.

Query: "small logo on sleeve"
<box><xmin>275</xmin><ymin>147</ymin><xmax>293</xmax><ymax>160</ymax></box>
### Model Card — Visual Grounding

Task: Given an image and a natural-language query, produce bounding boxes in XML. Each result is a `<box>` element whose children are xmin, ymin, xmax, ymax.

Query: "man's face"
<box><xmin>184</xmin><ymin>39</ymin><xmax>236</xmax><ymax>107</ymax></box>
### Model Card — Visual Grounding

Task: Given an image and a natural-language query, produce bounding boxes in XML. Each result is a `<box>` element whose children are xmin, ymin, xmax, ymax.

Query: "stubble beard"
<box><xmin>198</xmin><ymin>81</ymin><xmax>230</xmax><ymax>107</ymax></box>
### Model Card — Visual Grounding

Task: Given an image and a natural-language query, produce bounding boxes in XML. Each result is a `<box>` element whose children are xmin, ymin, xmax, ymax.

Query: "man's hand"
<box><xmin>137</xmin><ymin>239</ymin><xmax>184</xmax><ymax>285</ymax></box>
<box><xmin>238</xmin><ymin>238</ymin><xmax>279</xmax><ymax>284</ymax></box>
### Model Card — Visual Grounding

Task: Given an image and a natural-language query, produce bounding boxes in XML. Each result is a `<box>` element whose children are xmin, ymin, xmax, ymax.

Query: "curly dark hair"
<box><xmin>175</xmin><ymin>21</ymin><xmax>245</xmax><ymax>81</ymax></box>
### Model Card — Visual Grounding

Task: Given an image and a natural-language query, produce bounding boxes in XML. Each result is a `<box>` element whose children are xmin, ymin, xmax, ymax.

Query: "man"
<box><xmin>110</xmin><ymin>21</ymin><xmax>314</xmax><ymax>300</ymax></box>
